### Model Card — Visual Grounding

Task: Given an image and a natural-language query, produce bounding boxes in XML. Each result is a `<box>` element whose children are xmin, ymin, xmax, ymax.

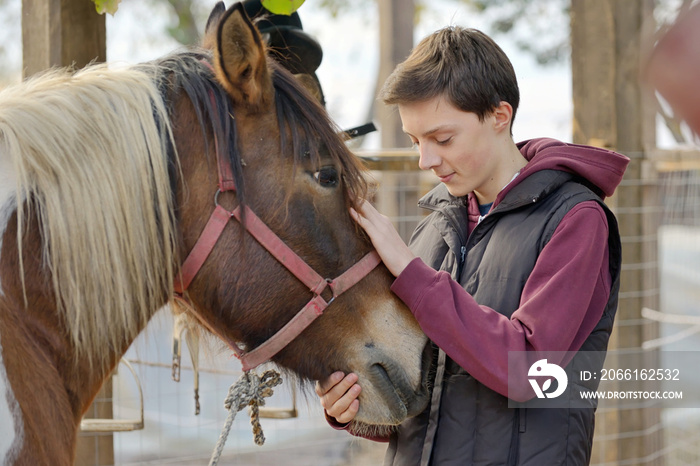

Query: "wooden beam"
<box><xmin>356</xmin><ymin>149</ymin><xmax>419</xmax><ymax>171</ymax></box>
<box><xmin>647</xmin><ymin>148</ymin><xmax>700</xmax><ymax>172</ymax></box>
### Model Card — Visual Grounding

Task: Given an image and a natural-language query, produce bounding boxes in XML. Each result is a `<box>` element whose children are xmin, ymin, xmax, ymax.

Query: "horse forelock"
<box><xmin>0</xmin><ymin>64</ymin><xmax>177</xmax><ymax>371</ymax></box>
<box><xmin>269</xmin><ymin>64</ymin><xmax>369</xmax><ymax>208</ymax></box>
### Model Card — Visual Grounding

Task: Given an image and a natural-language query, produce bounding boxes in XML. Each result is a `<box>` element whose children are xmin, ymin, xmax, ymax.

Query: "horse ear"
<box><xmin>213</xmin><ymin>3</ymin><xmax>273</xmax><ymax>109</ymax></box>
<box><xmin>202</xmin><ymin>1</ymin><xmax>226</xmax><ymax>49</ymax></box>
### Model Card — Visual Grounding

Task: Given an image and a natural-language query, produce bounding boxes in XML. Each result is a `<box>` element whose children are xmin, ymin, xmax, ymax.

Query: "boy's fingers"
<box><xmin>315</xmin><ymin>371</ymin><xmax>344</xmax><ymax>397</ymax></box>
<box><xmin>349</xmin><ymin>207</ymin><xmax>362</xmax><ymax>224</ymax></box>
<box><xmin>327</xmin><ymin>384</ymin><xmax>362</xmax><ymax>422</ymax></box>
<box><xmin>317</xmin><ymin>373</ymin><xmax>360</xmax><ymax>411</ymax></box>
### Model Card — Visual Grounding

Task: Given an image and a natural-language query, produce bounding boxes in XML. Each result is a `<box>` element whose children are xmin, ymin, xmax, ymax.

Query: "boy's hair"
<box><xmin>380</xmin><ymin>26</ymin><xmax>520</xmax><ymax>128</ymax></box>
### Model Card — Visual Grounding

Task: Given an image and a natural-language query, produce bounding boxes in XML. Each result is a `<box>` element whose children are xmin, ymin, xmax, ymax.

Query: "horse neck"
<box><xmin>0</xmin><ymin>210</ymin><xmax>154</xmax><ymax>419</ymax></box>
<box><xmin>8</xmin><ymin>290</ymin><xmax>144</xmax><ymax>419</ymax></box>
<box><xmin>0</xmin><ymin>292</ymin><xmax>139</xmax><ymax>465</ymax></box>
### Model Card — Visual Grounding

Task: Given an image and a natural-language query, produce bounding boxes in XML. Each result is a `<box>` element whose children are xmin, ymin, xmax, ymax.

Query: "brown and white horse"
<box><xmin>0</xmin><ymin>3</ymin><xmax>429</xmax><ymax>464</ymax></box>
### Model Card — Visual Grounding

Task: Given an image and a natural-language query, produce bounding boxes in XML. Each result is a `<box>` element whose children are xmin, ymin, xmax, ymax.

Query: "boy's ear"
<box><xmin>492</xmin><ymin>101</ymin><xmax>513</xmax><ymax>132</ymax></box>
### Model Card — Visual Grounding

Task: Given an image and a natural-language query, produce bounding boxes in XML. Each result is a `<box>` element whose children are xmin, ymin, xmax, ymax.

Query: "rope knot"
<box><xmin>208</xmin><ymin>369</ymin><xmax>283</xmax><ymax>466</ymax></box>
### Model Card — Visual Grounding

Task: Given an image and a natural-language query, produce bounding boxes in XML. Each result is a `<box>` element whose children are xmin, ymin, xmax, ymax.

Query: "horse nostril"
<box><xmin>365</xmin><ymin>342</ymin><xmax>375</xmax><ymax>349</ymax></box>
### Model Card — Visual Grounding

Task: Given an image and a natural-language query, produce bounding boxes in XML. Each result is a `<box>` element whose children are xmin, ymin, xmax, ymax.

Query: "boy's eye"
<box><xmin>314</xmin><ymin>166</ymin><xmax>339</xmax><ymax>188</ymax></box>
<box><xmin>436</xmin><ymin>137</ymin><xmax>452</xmax><ymax>145</ymax></box>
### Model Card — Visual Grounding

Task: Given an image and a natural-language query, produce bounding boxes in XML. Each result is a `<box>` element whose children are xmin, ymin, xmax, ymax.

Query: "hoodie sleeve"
<box><xmin>390</xmin><ymin>200</ymin><xmax>611</xmax><ymax>401</ymax></box>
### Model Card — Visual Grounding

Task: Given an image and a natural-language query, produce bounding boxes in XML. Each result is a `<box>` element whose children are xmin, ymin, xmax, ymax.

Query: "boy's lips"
<box><xmin>436</xmin><ymin>172</ymin><xmax>454</xmax><ymax>183</ymax></box>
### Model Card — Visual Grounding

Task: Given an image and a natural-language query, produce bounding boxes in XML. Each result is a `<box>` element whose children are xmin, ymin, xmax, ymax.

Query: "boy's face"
<box><xmin>399</xmin><ymin>95</ymin><xmax>503</xmax><ymax>200</ymax></box>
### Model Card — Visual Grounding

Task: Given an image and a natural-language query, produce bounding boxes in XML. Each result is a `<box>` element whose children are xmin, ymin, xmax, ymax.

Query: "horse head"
<box><xmin>169</xmin><ymin>2</ymin><xmax>430</xmax><ymax>432</ymax></box>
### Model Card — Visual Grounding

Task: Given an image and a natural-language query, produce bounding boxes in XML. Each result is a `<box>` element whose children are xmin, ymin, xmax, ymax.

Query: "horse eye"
<box><xmin>314</xmin><ymin>166</ymin><xmax>339</xmax><ymax>188</ymax></box>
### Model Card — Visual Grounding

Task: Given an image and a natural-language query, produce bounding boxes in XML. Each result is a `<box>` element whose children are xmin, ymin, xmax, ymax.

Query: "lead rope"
<box><xmin>208</xmin><ymin>369</ymin><xmax>283</xmax><ymax>466</ymax></box>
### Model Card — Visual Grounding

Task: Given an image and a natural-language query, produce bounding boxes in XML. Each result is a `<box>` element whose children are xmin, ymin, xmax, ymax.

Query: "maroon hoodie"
<box><xmin>390</xmin><ymin>138</ymin><xmax>630</xmax><ymax>399</ymax></box>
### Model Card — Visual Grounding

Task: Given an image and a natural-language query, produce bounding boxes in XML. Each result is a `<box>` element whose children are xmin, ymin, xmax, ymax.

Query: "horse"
<box><xmin>0</xmin><ymin>3</ymin><xmax>430</xmax><ymax>464</ymax></box>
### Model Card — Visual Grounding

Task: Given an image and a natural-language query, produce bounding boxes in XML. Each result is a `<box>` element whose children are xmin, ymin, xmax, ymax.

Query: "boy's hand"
<box><xmin>350</xmin><ymin>199</ymin><xmax>415</xmax><ymax>277</ymax></box>
<box><xmin>315</xmin><ymin>371</ymin><xmax>361</xmax><ymax>424</ymax></box>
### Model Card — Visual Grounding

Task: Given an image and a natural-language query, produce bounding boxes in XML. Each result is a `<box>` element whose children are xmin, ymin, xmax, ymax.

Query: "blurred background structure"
<box><xmin>5</xmin><ymin>0</ymin><xmax>700</xmax><ymax>464</ymax></box>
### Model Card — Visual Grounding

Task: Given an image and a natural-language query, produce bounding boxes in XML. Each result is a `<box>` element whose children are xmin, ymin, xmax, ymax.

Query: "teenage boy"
<box><xmin>316</xmin><ymin>26</ymin><xmax>629</xmax><ymax>465</ymax></box>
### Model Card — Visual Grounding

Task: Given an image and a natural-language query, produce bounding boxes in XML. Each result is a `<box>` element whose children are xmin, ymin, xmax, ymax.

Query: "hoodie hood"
<box><xmin>514</xmin><ymin>138</ymin><xmax>630</xmax><ymax>199</ymax></box>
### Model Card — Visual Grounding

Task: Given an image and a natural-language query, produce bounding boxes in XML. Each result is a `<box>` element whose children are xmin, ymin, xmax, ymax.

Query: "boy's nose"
<box><xmin>418</xmin><ymin>146</ymin><xmax>440</xmax><ymax>171</ymax></box>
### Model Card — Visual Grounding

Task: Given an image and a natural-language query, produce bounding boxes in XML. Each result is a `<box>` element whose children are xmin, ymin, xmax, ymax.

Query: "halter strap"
<box><xmin>174</xmin><ymin>86</ymin><xmax>381</xmax><ymax>371</ymax></box>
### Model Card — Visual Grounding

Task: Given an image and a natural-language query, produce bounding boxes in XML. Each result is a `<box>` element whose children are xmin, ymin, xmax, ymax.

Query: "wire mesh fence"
<box><xmin>654</xmin><ymin>168</ymin><xmax>700</xmax><ymax>466</ymax></box>
<box><xmin>590</xmin><ymin>159</ymin><xmax>700</xmax><ymax>466</ymax></box>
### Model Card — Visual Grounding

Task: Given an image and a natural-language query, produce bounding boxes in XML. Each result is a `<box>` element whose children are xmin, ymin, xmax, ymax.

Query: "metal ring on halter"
<box><xmin>321</xmin><ymin>278</ymin><xmax>336</xmax><ymax>306</ymax></box>
<box><xmin>214</xmin><ymin>189</ymin><xmax>236</xmax><ymax>210</ymax></box>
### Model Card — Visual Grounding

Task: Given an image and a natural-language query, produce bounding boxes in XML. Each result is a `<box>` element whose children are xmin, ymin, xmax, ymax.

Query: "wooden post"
<box><xmin>22</xmin><ymin>2</ymin><xmax>111</xmax><ymax>464</ymax></box>
<box><xmin>22</xmin><ymin>0</ymin><xmax>106</xmax><ymax>78</ymax></box>
<box><xmin>75</xmin><ymin>380</ymin><xmax>115</xmax><ymax>466</ymax></box>
<box><xmin>376</xmin><ymin>0</ymin><xmax>413</xmax><ymax>148</ymax></box>
<box><xmin>374</xmin><ymin>0</ymin><xmax>417</xmax><ymax>241</ymax></box>
<box><xmin>571</xmin><ymin>1</ymin><xmax>661</xmax><ymax>464</ymax></box>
